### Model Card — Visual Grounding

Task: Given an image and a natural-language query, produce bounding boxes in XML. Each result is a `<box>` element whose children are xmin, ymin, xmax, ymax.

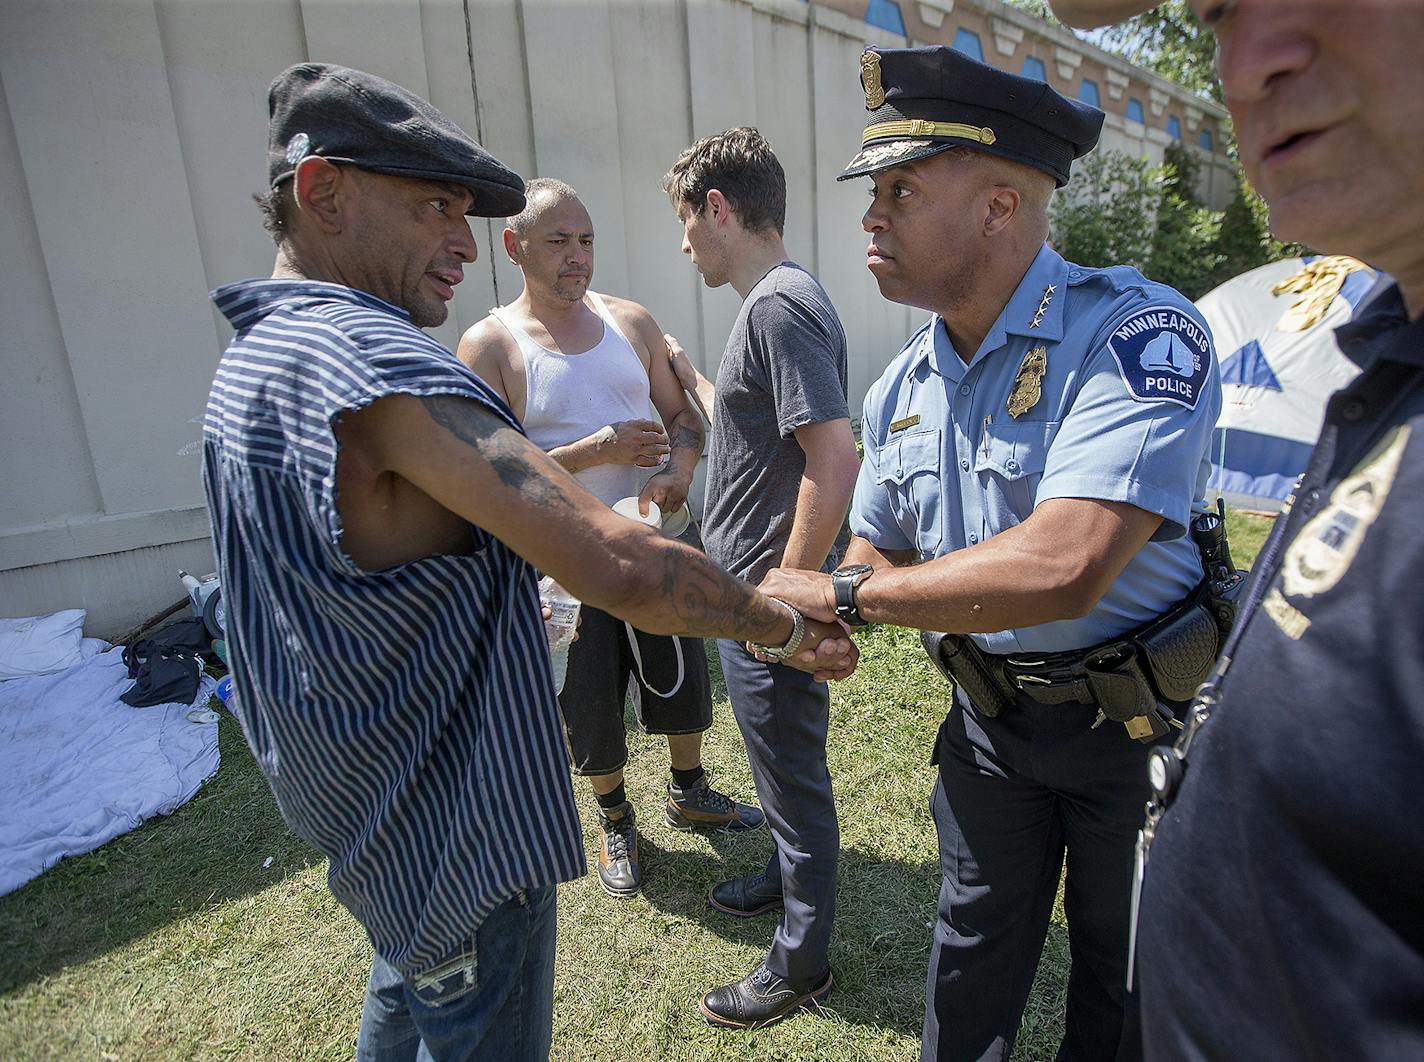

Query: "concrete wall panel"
<box><xmin>465</xmin><ymin>0</ymin><xmax>538</xmax><ymax>309</ymax></box>
<box><xmin>154</xmin><ymin>0</ymin><xmax>307</xmax><ymax>345</ymax></box>
<box><xmin>0</xmin><ymin>538</ymin><xmax>216</xmax><ymax>640</ymax></box>
<box><xmin>521</xmin><ymin>0</ymin><xmax>631</xmax><ymax>301</ymax></box>
<box><xmin>0</xmin><ymin>72</ymin><xmax>103</xmax><ymax>531</ymax></box>
<box><xmin>686</xmin><ymin>0</ymin><xmax>762</xmax><ymax>368</ymax></box>
<box><xmin>810</xmin><ymin>14</ymin><xmax>918</xmax><ymax>415</ymax></box>
<box><xmin>0</xmin><ymin>0</ymin><xmax>225</xmax><ymax>522</ymax></box>
<box><xmin>607</xmin><ymin>0</ymin><xmax>700</xmax><ymax>366</ymax></box>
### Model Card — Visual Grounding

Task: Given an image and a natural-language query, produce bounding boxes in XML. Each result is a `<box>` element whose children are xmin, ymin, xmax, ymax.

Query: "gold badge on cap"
<box><xmin>861</xmin><ymin>51</ymin><xmax>885</xmax><ymax>110</ymax></box>
<box><xmin>1007</xmin><ymin>346</ymin><xmax>1048</xmax><ymax>418</ymax></box>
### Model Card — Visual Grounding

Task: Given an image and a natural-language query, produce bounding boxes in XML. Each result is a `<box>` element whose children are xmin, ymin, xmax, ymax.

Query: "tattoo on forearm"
<box><xmin>421</xmin><ymin>395</ymin><xmax>577</xmax><ymax>514</ymax></box>
<box><xmin>668</xmin><ymin>414</ymin><xmax>704</xmax><ymax>460</ymax></box>
<box><xmin>656</xmin><ymin>544</ymin><xmax>782</xmax><ymax>643</ymax></box>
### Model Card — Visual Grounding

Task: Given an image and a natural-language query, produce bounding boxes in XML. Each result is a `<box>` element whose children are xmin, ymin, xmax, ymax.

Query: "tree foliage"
<box><xmin>1051</xmin><ymin>146</ymin><xmax>1305</xmax><ymax>300</ymax></box>
<box><xmin>1095</xmin><ymin>1</ymin><xmax>1221</xmax><ymax>103</ymax></box>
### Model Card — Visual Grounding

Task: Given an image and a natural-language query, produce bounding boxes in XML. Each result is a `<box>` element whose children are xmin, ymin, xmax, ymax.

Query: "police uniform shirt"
<box><xmin>1137</xmin><ymin>280</ymin><xmax>1424</xmax><ymax>1060</ymax></box>
<box><xmin>850</xmin><ymin>243</ymin><xmax>1222</xmax><ymax>653</ymax></box>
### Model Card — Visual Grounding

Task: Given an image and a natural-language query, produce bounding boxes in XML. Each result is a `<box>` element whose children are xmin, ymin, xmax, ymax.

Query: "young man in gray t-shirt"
<box><xmin>663</xmin><ymin>127</ymin><xmax>860</xmax><ymax>1029</ymax></box>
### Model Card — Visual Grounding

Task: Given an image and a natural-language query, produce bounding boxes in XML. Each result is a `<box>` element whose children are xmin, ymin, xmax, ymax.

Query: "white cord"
<box><xmin>624</xmin><ymin>621</ymin><xmax>686</xmax><ymax>699</ymax></box>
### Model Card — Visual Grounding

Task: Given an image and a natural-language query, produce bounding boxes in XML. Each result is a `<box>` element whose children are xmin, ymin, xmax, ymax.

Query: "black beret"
<box><xmin>267</xmin><ymin>63</ymin><xmax>526</xmax><ymax>218</ymax></box>
<box><xmin>839</xmin><ymin>46</ymin><xmax>1104</xmax><ymax>187</ymax></box>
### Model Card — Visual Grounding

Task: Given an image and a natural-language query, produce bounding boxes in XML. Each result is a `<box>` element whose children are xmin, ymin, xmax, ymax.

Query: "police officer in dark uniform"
<box><xmin>1040</xmin><ymin>1</ymin><xmax>1424</xmax><ymax>1058</ymax></box>
<box><xmin>761</xmin><ymin>46</ymin><xmax>1223</xmax><ymax>1061</ymax></box>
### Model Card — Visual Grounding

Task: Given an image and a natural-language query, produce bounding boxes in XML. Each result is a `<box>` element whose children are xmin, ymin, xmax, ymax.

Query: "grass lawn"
<box><xmin>0</xmin><ymin>511</ymin><xmax>1272</xmax><ymax>1061</ymax></box>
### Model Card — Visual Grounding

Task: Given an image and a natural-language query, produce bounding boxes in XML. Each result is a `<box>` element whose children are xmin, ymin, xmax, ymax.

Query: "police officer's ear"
<box><xmin>290</xmin><ymin>156</ymin><xmax>347</xmax><ymax>235</ymax></box>
<box><xmin>983</xmin><ymin>185</ymin><xmax>1021</xmax><ymax>238</ymax></box>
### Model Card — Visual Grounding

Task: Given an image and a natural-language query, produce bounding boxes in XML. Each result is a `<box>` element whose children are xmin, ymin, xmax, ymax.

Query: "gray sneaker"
<box><xmin>666</xmin><ymin>772</ymin><xmax>765</xmax><ymax>832</ymax></box>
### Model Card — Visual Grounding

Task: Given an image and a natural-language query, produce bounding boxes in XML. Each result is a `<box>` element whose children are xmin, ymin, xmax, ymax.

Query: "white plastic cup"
<box><xmin>612</xmin><ymin>496</ymin><xmax>691</xmax><ymax>538</ymax></box>
<box><xmin>612</xmin><ymin>496</ymin><xmax>661</xmax><ymax>527</ymax></box>
<box><xmin>538</xmin><ymin>575</ymin><xmax>581</xmax><ymax>694</ymax></box>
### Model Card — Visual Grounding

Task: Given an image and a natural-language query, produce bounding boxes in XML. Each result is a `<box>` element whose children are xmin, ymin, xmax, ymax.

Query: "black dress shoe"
<box><xmin>699</xmin><ymin>963</ymin><xmax>833</xmax><ymax>1029</ymax></box>
<box><xmin>707</xmin><ymin>869</ymin><xmax>783</xmax><ymax>917</ymax></box>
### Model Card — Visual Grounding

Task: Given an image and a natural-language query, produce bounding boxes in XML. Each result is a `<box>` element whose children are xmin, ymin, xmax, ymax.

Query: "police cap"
<box><xmin>267</xmin><ymin>62</ymin><xmax>526</xmax><ymax>218</ymax></box>
<box><xmin>839</xmin><ymin>45</ymin><xmax>1104</xmax><ymax>188</ymax></box>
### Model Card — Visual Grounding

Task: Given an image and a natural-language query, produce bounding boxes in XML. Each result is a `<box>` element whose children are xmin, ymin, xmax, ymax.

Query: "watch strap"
<box><xmin>833</xmin><ymin>564</ymin><xmax>873</xmax><ymax>627</ymax></box>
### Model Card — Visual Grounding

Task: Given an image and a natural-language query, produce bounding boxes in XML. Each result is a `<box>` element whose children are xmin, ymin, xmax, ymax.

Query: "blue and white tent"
<box><xmin>1196</xmin><ymin>256</ymin><xmax>1377</xmax><ymax>510</ymax></box>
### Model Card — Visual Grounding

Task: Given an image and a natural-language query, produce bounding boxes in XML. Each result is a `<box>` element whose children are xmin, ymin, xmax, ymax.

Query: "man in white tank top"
<box><xmin>458</xmin><ymin>179</ymin><xmax>765</xmax><ymax>903</ymax></box>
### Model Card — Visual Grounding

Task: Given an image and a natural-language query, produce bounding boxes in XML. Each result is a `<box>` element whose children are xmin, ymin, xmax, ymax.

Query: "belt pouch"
<box><xmin>921</xmin><ymin>630</ymin><xmax>1010</xmax><ymax>717</ymax></box>
<box><xmin>1083</xmin><ymin>645</ymin><xmax>1157</xmax><ymax>723</ymax></box>
<box><xmin>1134</xmin><ymin>593</ymin><xmax>1221</xmax><ymax>702</ymax></box>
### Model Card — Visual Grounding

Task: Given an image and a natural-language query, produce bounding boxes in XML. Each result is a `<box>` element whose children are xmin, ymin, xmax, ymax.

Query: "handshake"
<box><xmin>753</xmin><ymin>568</ymin><xmax>857</xmax><ymax>683</ymax></box>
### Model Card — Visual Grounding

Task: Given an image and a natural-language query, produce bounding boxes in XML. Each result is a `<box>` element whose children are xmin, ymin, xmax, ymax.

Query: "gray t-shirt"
<box><xmin>702</xmin><ymin>262</ymin><xmax>850</xmax><ymax>583</ymax></box>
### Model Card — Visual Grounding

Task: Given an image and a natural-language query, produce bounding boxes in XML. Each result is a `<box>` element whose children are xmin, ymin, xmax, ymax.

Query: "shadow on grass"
<box><xmin>638</xmin><ymin>836</ymin><xmax>942</xmax><ymax>1039</ymax></box>
<box><xmin>0</xmin><ymin>713</ymin><xmax>322</xmax><ymax>995</ymax></box>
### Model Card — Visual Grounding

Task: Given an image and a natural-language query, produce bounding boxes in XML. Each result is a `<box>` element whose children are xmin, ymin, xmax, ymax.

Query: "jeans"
<box><xmin>356</xmin><ymin>886</ymin><xmax>557</xmax><ymax>1062</ymax></box>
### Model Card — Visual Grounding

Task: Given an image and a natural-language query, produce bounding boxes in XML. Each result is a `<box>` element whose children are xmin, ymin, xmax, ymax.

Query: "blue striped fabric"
<box><xmin>203</xmin><ymin>278</ymin><xmax>584</xmax><ymax>975</ymax></box>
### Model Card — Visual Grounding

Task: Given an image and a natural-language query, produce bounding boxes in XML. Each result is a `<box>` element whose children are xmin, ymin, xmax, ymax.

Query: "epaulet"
<box><xmin>1065</xmin><ymin>263</ymin><xmax>1154</xmax><ymax>296</ymax></box>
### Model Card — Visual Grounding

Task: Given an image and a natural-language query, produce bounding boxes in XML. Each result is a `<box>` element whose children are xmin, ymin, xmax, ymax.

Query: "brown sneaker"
<box><xmin>596</xmin><ymin>801</ymin><xmax>641</xmax><ymax>897</ymax></box>
<box><xmin>665</xmin><ymin>772</ymin><xmax>765</xmax><ymax>832</ymax></box>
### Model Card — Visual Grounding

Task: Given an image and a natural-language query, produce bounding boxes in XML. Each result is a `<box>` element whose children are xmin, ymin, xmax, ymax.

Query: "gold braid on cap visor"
<box><xmin>862</xmin><ymin>119</ymin><xmax>997</xmax><ymax>146</ymax></box>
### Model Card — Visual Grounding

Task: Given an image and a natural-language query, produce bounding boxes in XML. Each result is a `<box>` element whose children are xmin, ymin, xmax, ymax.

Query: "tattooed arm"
<box><xmin>337</xmin><ymin>392</ymin><xmax>854</xmax><ymax>676</ymax></box>
<box><xmin>610</xmin><ymin>298</ymin><xmax>704</xmax><ymax>516</ymax></box>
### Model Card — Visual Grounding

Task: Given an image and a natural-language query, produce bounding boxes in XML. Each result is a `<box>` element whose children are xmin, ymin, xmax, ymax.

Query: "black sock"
<box><xmin>594</xmin><ymin>783</ymin><xmax>627</xmax><ymax>811</ymax></box>
<box><xmin>670</xmin><ymin>765</ymin><xmax>706</xmax><ymax>790</ymax></box>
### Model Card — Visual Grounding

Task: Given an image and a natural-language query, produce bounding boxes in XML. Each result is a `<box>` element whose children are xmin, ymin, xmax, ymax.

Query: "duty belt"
<box><xmin>921</xmin><ymin>580</ymin><xmax>1226</xmax><ymax>743</ymax></box>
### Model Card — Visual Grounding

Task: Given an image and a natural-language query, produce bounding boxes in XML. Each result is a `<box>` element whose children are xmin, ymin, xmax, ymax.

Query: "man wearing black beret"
<box><xmin>203</xmin><ymin>63</ymin><xmax>857</xmax><ymax>1060</ymax></box>
<box><xmin>762</xmin><ymin>45</ymin><xmax>1222</xmax><ymax>1061</ymax></box>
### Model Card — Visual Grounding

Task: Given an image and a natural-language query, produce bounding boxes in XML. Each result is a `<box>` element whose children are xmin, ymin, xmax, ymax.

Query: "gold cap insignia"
<box><xmin>1007</xmin><ymin>346</ymin><xmax>1048</xmax><ymax>419</ymax></box>
<box><xmin>861</xmin><ymin>51</ymin><xmax>885</xmax><ymax>110</ymax></box>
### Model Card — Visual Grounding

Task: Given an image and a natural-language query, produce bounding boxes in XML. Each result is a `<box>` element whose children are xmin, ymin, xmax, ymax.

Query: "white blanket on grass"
<box><xmin>0</xmin><ymin>646</ymin><xmax>218</xmax><ymax>896</ymax></box>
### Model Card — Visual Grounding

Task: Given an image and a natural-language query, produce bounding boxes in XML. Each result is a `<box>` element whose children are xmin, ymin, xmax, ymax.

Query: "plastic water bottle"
<box><xmin>538</xmin><ymin>576</ymin><xmax>581</xmax><ymax>694</ymax></box>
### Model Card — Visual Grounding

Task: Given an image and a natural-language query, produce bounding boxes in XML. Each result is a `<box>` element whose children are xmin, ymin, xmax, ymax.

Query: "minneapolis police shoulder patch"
<box><xmin>1106</xmin><ymin>305</ymin><xmax>1212</xmax><ymax>410</ymax></box>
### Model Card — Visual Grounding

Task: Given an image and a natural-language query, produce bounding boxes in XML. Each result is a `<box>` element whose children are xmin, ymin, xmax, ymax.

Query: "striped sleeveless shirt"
<box><xmin>203</xmin><ymin>278</ymin><xmax>584</xmax><ymax>976</ymax></box>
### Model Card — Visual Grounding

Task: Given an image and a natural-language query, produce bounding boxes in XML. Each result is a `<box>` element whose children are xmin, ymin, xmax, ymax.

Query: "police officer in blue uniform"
<box><xmin>760</xmin><ymin>46</ymin><xmax>1222</xmax><ymax>1061</ymax></box>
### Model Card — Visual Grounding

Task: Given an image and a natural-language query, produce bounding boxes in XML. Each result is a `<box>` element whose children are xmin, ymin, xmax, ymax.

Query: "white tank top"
<box><xmin>490</xmin><ymin>292</ymin><xmax>655</xmax><ymax>507</ymax></box>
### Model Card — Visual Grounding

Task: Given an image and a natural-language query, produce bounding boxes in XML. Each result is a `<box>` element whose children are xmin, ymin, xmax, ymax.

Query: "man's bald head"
<box><xmin>508</xmin><ymin>178</ymin><xmax>582</xmax><ymax>239</ymax></box>
<box><xmin>503</xmin><ymin>177</ymin><xmax>596</xmax><ymax>303</ymax></box>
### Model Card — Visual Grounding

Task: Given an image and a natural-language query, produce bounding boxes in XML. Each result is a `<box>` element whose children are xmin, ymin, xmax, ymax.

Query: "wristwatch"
<box><xmin>748</xmin><ymin>598</ymin><xmax>807</xmax><ymax>661</ymax></box>
<box><xmin>832</xmin><ymin>563</ymin><xmax>875</xmax><ymax>627</ymax></box>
